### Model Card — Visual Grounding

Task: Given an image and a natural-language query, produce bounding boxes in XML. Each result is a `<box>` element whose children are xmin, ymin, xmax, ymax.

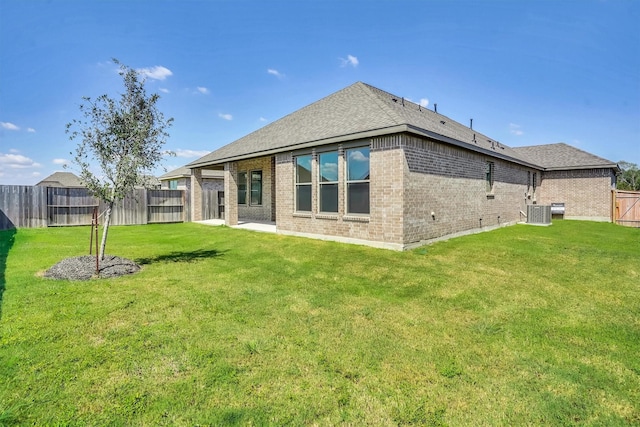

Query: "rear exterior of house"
<box><xmin>187</xmin><ymin>82</ymin><xmax>618</xmax><ymax>249</ymax></box>
<box><xmin>513</xmin><ymin>144</ymin><xmax>617</xmax><ymax>222</ymax></box>
<box><xmin>271</xmin><ymin>134</ymin><xmax>540</xmax><ymax>249</ymax></box>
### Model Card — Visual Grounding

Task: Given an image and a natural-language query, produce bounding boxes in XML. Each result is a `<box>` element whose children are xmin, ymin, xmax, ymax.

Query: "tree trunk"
<box><xmin>99</xmin><ymin>201</ymin><xmax>114</xmax><ymax>261</ymax></box>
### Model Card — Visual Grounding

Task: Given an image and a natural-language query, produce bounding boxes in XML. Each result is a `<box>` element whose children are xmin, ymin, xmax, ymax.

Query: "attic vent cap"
<box><xmin>391</xmin><ymin>98</ymin><xmax>398</xmax><ymax>103</ymax></box>
<box><xmin>440</xmin><ymin>120</ymin><xmax>446</xmax><ymax>125</ymax></box>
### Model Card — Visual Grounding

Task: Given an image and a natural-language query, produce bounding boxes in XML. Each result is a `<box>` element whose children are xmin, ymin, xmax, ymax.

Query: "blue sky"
<box><xmin>1</xmin><ymin>0</ymin><xmax>638</xmax><ymax>185</ymax></box>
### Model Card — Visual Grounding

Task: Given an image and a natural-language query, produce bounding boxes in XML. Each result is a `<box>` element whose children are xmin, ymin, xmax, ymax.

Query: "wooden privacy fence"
<box><xmin>0</xmin><ymin>185</ymin><xmax>223</xmax><ymax>230</ymax></box>
<box><xmin>613</xmin><ymin>190</ymin><xmax>640</xmax><ymax>228</ymax></box>
<box><xmin>0</xmin><ymin>186</ymin><xmax>47</xmax><ymax>229</ymax></box>
<box><xmin>46</xmin><ymin>187</ymin><xmax>190</xmax><ymax>226</ymax></box>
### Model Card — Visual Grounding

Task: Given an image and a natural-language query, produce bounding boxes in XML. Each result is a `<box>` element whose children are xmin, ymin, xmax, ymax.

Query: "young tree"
<box><xmin>66</xmin><ymin>59</ymin><xmax>173</xmax><ymax>261</ymax></box>
<box><xmin>617</xmin><ymin>161</ymin><xmax>640</xmax><ymax>191</ymax></box>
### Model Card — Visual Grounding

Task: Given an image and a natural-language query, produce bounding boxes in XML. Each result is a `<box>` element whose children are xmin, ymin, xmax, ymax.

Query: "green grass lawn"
<box><xmin>0</xmin><ymin>221</ymin><xmax>638</xmax><ymax>426</ymax></box>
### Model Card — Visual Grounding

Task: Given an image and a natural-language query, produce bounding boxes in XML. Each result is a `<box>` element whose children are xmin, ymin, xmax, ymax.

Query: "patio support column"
<box><xmin>224</xmin><ymin>162</ymin><xmax>238</xmax><ymax>226</ymax></box>
<box><xmin>191</xmin><ymin>168</ymin><xmax>203</xmax><ymax>221</ymax></box>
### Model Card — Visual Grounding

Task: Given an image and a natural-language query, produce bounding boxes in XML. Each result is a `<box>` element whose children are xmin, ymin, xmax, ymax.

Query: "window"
<box><xmin>318</xmin><ymin>151</ymin><xmax>338</xmax><ymax>212</ymax></box>
<box><xmin>485</xmin><ymin>161</ymin><xmax>494</xmax><ymax>193</ymax></box>
<box><xmin>346</xmin><ymin>147</ymin><xmax>370</xmax><ymax>214</ymax></box>
<box><xmin>250</xmin><ymin>170</ymin><xmax>262</xmax><ymax>205</ymax></box>
<box><xmin>532</xmin><ymin>172</ymin><xmax>537</xmax><ymax>195</ymax></box>
<box><xmin>169</xmin><ymin>179</ymin><xmax>178</xmax><ymax>190</ymax></box>
<box><xmin>237</xmin><ymin>171</ymin><xmax>247</xmax><ymax>204</ymax></box>
<box><xmin>295</xmin><ymin>155</ymin><xmax>312</xmax><ymax>211</ymax></box>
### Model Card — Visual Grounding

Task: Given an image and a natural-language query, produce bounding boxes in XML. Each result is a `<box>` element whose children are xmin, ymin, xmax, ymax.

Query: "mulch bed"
<box><xmin>43</xmin><ymin>255</ymin><xmax>141</xmax><ymax>281</ymax></box>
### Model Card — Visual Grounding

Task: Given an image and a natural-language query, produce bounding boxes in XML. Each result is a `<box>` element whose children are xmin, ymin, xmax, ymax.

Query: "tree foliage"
<box><xmin>66</xmin><ymin>59</ymin><xmax>173</xmax><ymax>260</ymax></box>
<box><xmin>616</xmin><ymin>161</ymin><xmax>640</xmax><ymax>191</ymax></box>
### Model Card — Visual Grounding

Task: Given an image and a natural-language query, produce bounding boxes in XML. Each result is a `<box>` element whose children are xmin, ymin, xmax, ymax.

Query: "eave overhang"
<box><xmin>187</xmin><ymin>124</ymin><xmax>543</xmax><ymax>170</ymax></box>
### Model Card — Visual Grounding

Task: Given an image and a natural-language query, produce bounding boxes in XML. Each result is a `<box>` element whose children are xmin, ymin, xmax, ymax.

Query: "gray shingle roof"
<box><xmin>159</xmin><ymin>165</ymin><xmax>223</xmax><ymax>180</ymax></box>
<box><xmin>186</xmin><ymin>82</ymin><xmax>617</xmax><ymax>172</ymax></box>
<box><xmin>36</xmin><ymin>172</ymin><xmax>84</xmax><ymax>187</ymax></box>
<box><xmin>187</xmin><ymin>82</ymin><xmax>536</xmax><ymax>168</ymax></box>
<box><xmin>511</xmin><ymin>143</ymin><xmax>618</xmax><ymax>170</ymax></box>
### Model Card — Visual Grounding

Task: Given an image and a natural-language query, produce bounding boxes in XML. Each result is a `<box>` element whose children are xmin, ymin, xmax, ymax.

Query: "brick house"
<box><xmin>159</xmin><ymin>165</ymin><xmax>223</xmax><ymax>192</ymax></box>
<box><xmin>187</xmin><ymin>82</ymin><xmax>618</xmax><ymax>250</ymax></box>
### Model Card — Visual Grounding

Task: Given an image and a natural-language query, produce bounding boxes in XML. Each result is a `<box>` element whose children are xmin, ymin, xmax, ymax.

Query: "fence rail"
<box><xmin>0</xmin><ymin>185</ymin><xmax>223</xmax><ymax>230</ymax></box>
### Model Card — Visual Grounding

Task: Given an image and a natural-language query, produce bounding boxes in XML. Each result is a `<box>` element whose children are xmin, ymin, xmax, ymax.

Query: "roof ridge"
<box><xmin>357</xmin><ymin>82</ymin><xmax>405</xmax><ymax>125</ymax></box>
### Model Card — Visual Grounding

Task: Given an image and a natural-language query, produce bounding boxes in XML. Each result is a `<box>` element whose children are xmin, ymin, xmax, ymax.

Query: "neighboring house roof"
<box><xmin>187</xmin><ymin>82</ymin><xmax>538</xmax><ymax>169</ymax></box>
<box><xmin>36</xmin><ymin>171</ymin><xmax>84</xmax><ymax>187</ymax></box>
<box><xmin>159</xmin><ymin>165</ymin><xmax>224</xmax><ymax>180</ymax></box>
<box><xmin>511</xmin><ymin>143</ymin><xmax>619</xmax><ymax>171</ymax></box>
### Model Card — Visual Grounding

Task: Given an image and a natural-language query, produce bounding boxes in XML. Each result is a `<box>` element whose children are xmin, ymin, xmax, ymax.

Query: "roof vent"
<box><xmin>391</xmin><ymin>98</ymin><xmax>398</xmax><ymax>103</ymax></box>
<box><xmin>401</xmin><ymin>97</ymin><xmax>405</xmax><ymax>106</ymax></box>
<box><xmin>440</xmin><ymin>120</ymin><xmax>446</xmax><ymax>125</ymax></box>
<box><xmin>470</xmin><ymin>118</ymin><xmax>473</xmax><ymax>129</ymax></box>
<box><xmin>434</xmin><ymin>103</ymin><xmax>438</xmax><ymax>113</ymax></box>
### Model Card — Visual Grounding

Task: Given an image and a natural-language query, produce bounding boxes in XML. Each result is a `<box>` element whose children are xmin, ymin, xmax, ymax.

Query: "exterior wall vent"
<box><xmin>527</xmin><ymin>205</ymin><xmax>551</xmax><ymax>225</ymax></box>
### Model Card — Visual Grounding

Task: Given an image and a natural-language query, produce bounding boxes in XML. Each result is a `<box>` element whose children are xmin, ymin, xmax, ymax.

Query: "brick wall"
<box><xmin>538</xmin><ymin>169</ymin><xmax>614</xmax><ymax>221</ymax></box>
<box><xmin>275</xmin><ymin>143</ymin><xmax>396</xmax><ymax>244</ymax></box>
<box><xmin>237</xmin><ymin>133</ymin><xmax>614</xmax><ymax>249</ymax></box>
<box><xmin>274</xmin><ymin>133</ymin><xmax>540</xmax><ymax>248</ymax></box>
<box><xmin>401</xmin><ymin>134</ymin><xmax>533</xmax><ymax>245</ymax></box>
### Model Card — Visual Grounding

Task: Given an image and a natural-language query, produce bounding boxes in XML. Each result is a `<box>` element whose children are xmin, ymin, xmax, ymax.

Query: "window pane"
<box><xmin>296</xmin><ymin>155</ymin><xmax>312</xmax><ymax>183</ymax></box>
<box><xmin>237</xmin><ymin>172</ymin><xmax>247</xmax><ymax>204</ymax></box>
<box><xmin>319</xmin><ymin>151</ymin><xmax>338</xmax><ymax>182</ymax></box>
<box><xmin>348</xmin><ymin>182</ymin><xmax>370</xmax><ymax>214</ymax></box>
<box><xmin>296</xmin><ymin>185</ymin><xmax>311</xmax><ymax>211</ymax></box>
<box><xmin>319</xmin><ymin>183</ymin><xmax>338</xmax><ymax>212</ymax></box>
<box><xmin>485</xmin><ymin>162</ymin><xmax>494</xmax><ymax>192</ymax></box>
<box><xmin>251</xmin><ymin>171</ymin><xmax>262</xmax><ymax>205</ymax></box>
<box><xmin>347</xmin><ymin>147</ymin><xmax>370</xmax><ymax>181</ymax></box>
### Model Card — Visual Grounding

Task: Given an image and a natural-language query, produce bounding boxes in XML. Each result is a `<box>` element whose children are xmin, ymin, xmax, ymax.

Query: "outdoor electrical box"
<box><xmin>527</xmin><ymin>205</ymin><xmax>552</xmax><ymax>225</ymax></box>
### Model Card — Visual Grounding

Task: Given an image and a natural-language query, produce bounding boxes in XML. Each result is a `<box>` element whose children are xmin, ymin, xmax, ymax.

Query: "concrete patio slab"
<box><xmin>195</xmin><ymin>219</ymin><xmax>276</xmax><ymax>233</ymax></box>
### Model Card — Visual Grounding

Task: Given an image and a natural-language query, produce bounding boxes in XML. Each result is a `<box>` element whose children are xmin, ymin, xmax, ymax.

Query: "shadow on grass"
<box><xmin>0</xmin><ymin>226</ymin><xmax>16</xmax><ymax>320</ymax></box>
<box><xmin>135</xmin><ymin>248</ymin><xmax>226</xmax><ymax>265</ymax></box>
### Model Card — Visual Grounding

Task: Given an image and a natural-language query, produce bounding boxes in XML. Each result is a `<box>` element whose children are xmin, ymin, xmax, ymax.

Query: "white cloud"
<box><xmin>173</xmin><ymin>149</ymin><xmax>210</xmax><ymax>158</ymax></box>
<box><xmin>159</xmin><ymin>88</ymin><xmax>170</xmax><ymax>93</ymax></box>
<box><xmin>197</xmin><ymin>87</ymin><xmax>210</xmax><ymax>95</ymax></box>
<box><xmin>419</xmin><ymin>98</ymin><xmax>429</xmax><ymax>107</ymax></box>
<box><xmin>349</xmin><ymin>150</ymin><xmax>369</xmax><ymax>162</ymax></box>
<box><xmin>218</xmin><ymin>113</ymin><xmax>233</xmax><ymax>121</ymax></box>
<box><xmin>137</xmin><ymin>65</ymin><xmax>173</xmax><ymax>81</ymax></box>
<box><xmin>52</xmin><ymin>158</ymin><xmax>68</xmax><ymax>165</ymax></box>
<box><xmin>509</xmin><ymin>123</ymin><xmax>524</xmax><ymax>136</ymax></box>
<box><xmin>321</xmin><ymin>162</ymin><xmax>338</xmax><ymax>180</ymax></box>
<box><xmin>259</xmin><ymin>117</ymin><xmax>268</xmax><ymax>122</ymax></box>
<box><xmin>1</xmin><ymin>122</ymin><xmax>20</xmax><ymax>131</ymax></box>
<box><xmin>27</xmin><ymin>127</ymin><xmax>36</xmax><ymax>133</ymax></box>
<box><xmin>0</xmin><ymin>153</ymin><xmax>41</xmax><ymax>169</ymax></box>
<box><xmin>340</xmin><ymin>54</ymin><xmax>359</xmax><ymax>68</ymax></box>
<box><xmin>267</xmin><ymin>68</ymin><xmax>284</xmax><ymax>78</ymax></box>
